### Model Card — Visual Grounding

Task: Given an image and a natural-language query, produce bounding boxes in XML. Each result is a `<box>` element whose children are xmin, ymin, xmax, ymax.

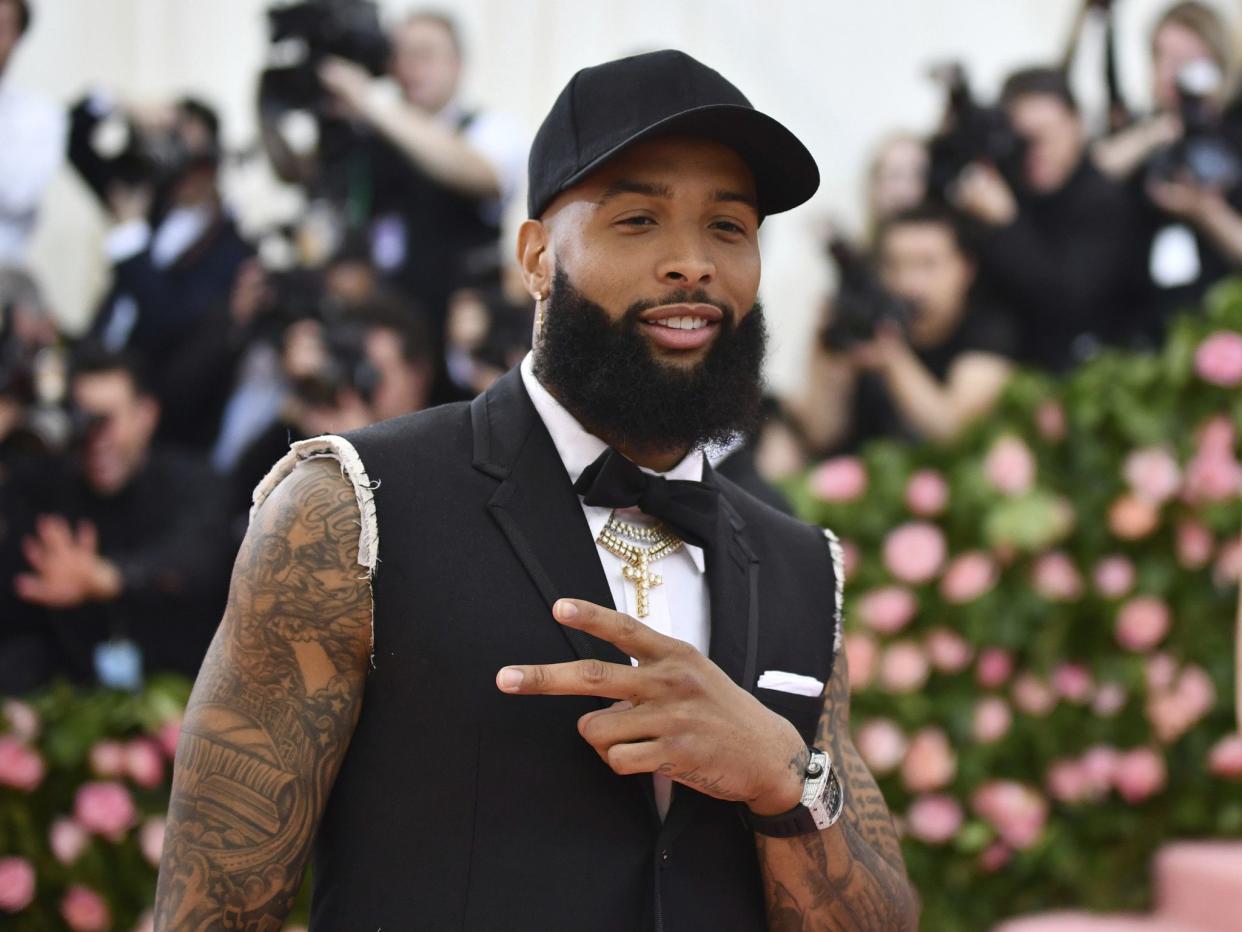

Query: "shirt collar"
<box><xmin>520</xmin><ymin>353</ymin><xmax>706</xmax><ymax>573</ymax></box>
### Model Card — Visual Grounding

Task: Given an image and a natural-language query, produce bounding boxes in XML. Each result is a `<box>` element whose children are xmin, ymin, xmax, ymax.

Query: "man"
<box><xmin>155</xmin><ymin>51</ymin><xmax>916</xmax><ymax>931</ymax></box>
<box><xmin>0</xmin><ymin>0</ymin><xmax>65</xmax><ymax>265</ymax></box>
<box><xmin>73</xmin><ymin>94</ymin><xmax>253</xmax><ymax>453</ymax></box>
<box><xmin>790</xmin><ymin>204</ymin><xmax>1016</xmax><ymax>454</ymax></box>
<box><xmin>0</xmin><ymin>347</ymin><xmax>231</xmax><ymax>690</ymax></box>
<box><xmin>319</xmin><ymin>11</ymin><xmax>526</xmax><ymax>354</ymax></box>
<box><xmin>952</xmin><ymin>67</ymin><xmax>1136</xmax><ymax>372</ymax></box>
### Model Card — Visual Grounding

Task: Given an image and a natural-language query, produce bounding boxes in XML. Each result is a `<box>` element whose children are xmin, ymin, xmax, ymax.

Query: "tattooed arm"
<box><xmin>755</xmin><ymin>651</ymin><xmax>919</xmax><ymax>931</ymax></box>
<box><xmin>154</xmin><ymin>458</ymin><xmax>372</xmax><ymax>930</ymax></box>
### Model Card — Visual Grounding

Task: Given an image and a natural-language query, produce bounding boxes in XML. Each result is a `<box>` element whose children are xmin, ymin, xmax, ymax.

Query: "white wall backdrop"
<box><xmin>7</xmin><ymin>0</ymin><xmax>1240</xmax><ymax>391</ymax></box>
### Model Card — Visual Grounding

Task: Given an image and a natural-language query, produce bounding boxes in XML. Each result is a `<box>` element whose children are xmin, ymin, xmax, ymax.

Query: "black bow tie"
<box><xmin>573</xmin><ymin>447</ymin><xmax>720</xmax><ymax>550</ymax></box>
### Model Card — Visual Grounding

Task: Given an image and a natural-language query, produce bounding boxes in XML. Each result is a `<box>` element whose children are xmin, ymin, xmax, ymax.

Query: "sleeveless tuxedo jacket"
<box><xmin>278</xmin><ymin>369</ymin><xmax>842</xmax><ymax>931</ymax></box>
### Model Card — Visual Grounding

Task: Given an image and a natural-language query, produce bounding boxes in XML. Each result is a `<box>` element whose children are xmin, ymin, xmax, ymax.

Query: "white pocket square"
<box><xmin>757</xmin><ymin>670</ymin><xmax>824</xmax><ymax>697</ymax></box>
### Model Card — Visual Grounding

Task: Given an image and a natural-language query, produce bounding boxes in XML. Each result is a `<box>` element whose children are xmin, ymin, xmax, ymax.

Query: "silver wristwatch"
<box><xmin>744</xmin><ymin>747</ymin><xmax>846</xmax><ymax>837</ymax></box>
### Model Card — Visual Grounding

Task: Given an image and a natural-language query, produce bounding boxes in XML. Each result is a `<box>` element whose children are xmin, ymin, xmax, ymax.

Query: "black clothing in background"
<box><xmin>837</xmin><ymin>303</ymin><xmax>1017</xmax><ymax>454</ymax></box>
<box><xmin>0</xmin><ymin>450</ymin><xmax>232</xmax><ymax>688</ymax></box>
<box><xmin>971</xmin><ymin>158</ymin><xmax>1137</xmax><ymax>373</ymax></box>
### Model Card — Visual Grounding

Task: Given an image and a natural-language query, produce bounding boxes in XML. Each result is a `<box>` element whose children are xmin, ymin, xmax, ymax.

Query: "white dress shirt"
<box><xmin>521</xmin><ymin>353</ymin><xmax>709</xmax><ymax>817</ymax></box>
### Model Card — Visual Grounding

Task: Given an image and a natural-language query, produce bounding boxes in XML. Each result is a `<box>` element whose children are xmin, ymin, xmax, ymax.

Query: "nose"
<box><xmin>655</xmin><ymin>229</ymin><xmax>716</xmax><ymax>289</ymax></box>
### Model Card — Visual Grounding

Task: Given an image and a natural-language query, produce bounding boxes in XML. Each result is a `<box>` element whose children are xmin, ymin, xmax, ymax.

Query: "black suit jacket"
<box><xmin>303</xmin><ymin>369</ymin><xmax>841</xmax><ymax>931</ymax></box>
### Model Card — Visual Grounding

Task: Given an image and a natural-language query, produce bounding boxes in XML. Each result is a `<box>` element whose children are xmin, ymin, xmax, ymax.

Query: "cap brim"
<box><xmin>557</xmin><ymin>104</ymin><xmax>820</xmax><ymax>217</ymax></box>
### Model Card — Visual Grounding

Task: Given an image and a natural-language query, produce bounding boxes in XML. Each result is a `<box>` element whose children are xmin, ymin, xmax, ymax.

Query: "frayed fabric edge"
<box><xmin>821</xmin><ymin>528</ymin><xmax>845</xmax><ymax>655</ymax></box>
<box><xmin>250</xmin><ymin>434</ymin><xmax>379</xmax><ymax>665</ymax></box>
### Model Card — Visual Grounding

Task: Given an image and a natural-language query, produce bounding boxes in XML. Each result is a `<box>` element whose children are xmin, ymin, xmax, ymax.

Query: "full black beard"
<box><xmin>532</xmin><ymin>267</ymin><xmax>767</xmax><ymax>455</ymax></box>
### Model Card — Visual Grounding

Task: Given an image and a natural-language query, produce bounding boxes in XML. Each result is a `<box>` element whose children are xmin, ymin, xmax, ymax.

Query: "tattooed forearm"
<box><xmin>754</xmin><ymin>654</ymin><xmax>919</xmax><ymax>932</ymax></box>
<box><xmin>154</xmin><ymin>459</ymin><xmax>372</xmax><ymax>931</ymax></box>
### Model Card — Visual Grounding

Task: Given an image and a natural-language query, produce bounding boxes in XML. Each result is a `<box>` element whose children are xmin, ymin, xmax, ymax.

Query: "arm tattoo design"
<box><xmin>755</xmin><ymin>653</ymin><xmax>920</xmax><ymax>931</ymax></box>
<box><xmin>154</xmin><ymin>459</ymin><xmax>372</xmax><ymax>931</ymax></box>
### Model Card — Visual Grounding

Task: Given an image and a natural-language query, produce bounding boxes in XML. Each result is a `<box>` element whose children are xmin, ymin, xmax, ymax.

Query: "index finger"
<box><xmin>553</xmin><ymin>599</ymin><xmax>675</xmax><ymax>662</ymax></box>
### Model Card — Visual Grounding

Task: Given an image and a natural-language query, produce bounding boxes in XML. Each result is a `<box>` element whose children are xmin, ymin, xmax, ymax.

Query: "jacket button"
<box><xmin>659</xmin><ymin>848</ymin><xmax>672</xmax><ymax>867</ymax></box>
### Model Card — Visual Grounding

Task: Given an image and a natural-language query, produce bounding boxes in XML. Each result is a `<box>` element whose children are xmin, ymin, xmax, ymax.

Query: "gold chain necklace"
<box><xmin>596</xmin><ymin>513</ymin><xmax>683</xmax><ymax>618</ymax></box>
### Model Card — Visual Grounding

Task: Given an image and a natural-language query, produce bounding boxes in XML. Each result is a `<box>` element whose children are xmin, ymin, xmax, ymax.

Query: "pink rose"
<box><xmin>855</xmin><ymin>719</ymin><xmax>908</xmax><ymax>775</ymax></box>
<box><xmin>157</xmin><ymin>718</ymin><xmax>182</xmax><ymax>760</ymax></box>
<box><xmin>880</xmin><ymin>642</ymin><xmax>930</xmax><ymax>694</ymax></box>
<box><xmin>1183</xmin><ymin>449</ymin><xmax>1242</xmax><ymax>504</ymax></box>
<box><xmin>939</xmin><ymin>551</ymin><xmax>998</xmax><ymax>604</ymax></box>
<box><xmin>1197</xmin><ymin>415</ymin><xmax>1237</xmax><ymax>453</ymax></box>
<box><xmin>1011</xmin><ymin>673</ymin><xmax>1057</xmax><ymax>717</ymax></box>
<box><xmin>124</xmin><ymin>739</ymin><xmax>165</xmax><ymax>790</ymax></box>
<box><xmin>88</xmin><ymin>741</ymin><xmax>126</xmax><ymax>779</ymax></box>
<box><xmin>1051</xmin><ymin>663</ymin><xmax>1094</xmax><ymax>704</ymax></box>
<box><xmin>0</xmin><ymin>737</ymin><xmax>44</xmax><ymax>792</ymax></box>
<box><xmin>809</xmin><ymin>456</ymin><xmax>868</xmax><ymax>503</ymax></box>
<box><xmin>1115</xmin><ymin>596</ymin><xmax>1171</xmax><ymax>652</ymax></box>
<box><xmin>1176</xmin><ymin>665</ymin><xmax>1216</xmax><ymax>720</ymax></box>
<box><xmin>984</xmin><ymin>436</ymin><xmax>1036</xmax><ymax>496</ymax></box>
<box><xmin>1148</xmin><ymin>691</ymin><xmax>1198</xmax><ymax>744</ymax></box>
<box><xmin>1091</xmin><ymin>683</ymin><xmax>1128</xmax><ymax>717</ymax></box>
<box><xmin>857</xmin><ymin>586</ymin><xmax>918</xmax><ymax>635</ymax></box>
<box><xmin>1081</xmin><ymin>746</ymin><xmax>1119</xmax><ymax>796</ymax></box>
<box><xmin>883</xmin><ymin>522</ymin><xmax>947</xmax><ymax>585</ymax></box>
<box><xmin>1114</xmin><ymin>747</ymin><xmax>1167</xmax><ymax>803</ymax></box>
<box><xmin>1123</xmin><ymin>446</ymin><xmax>1182</xmax><ymax>504</ymax></box>
<box><xmin>924</xmin><ymin>627</ymin><xmax>974</xmax><ymax>674</ymax></box>
<box><xmin>1215</xmin><ymin>536</ymin><xmax>1242</xmax><ymax>586</ymax></box>
<box><xmin>1194</xmin><ymin>329</ymin><xmax>1242</xmax><ymax>386</ymax></box>
<box><xmin>1146</xmin><ymin>653</ymin><xmax>1178</xmax><ymax>692</ymax></box>
<box><xmin>60</xmin><ymin>885</ymin><xmax>111</xmax><ymax>932</ymax></box>
<box><xmin>972</xmin><ymin>697</ymin><xmax>1012</xmax><ymax>744</ymax></box>
<box><xmin>844</xmin><ymin>633</ymin><xmax>878</xmax><ymax>692</ymax></box>
<box><xmin>49</xmin><ymin>817</ymin><xmax>89</xmax><ymax>866</ymax></box>
<box><xmin>840</xmin><ymin>539</ymin><xmax>860</xmax><ymax>581</ymax></box>
<box><xmin>972</xmin><ymin>780</ymin><xmax>1048</xmax><ymax>849</ymax></box>
<box><xmin>901</xmin><ymin>727</ymin><xmax>957</xmax><ymax>793</ymax></box>
<box><xmin>1092</xmin><ymin>555</ymin><xmax>1135</xmax><ymax>599</ymax></box>
<box><xmin>979</xmin><ymin>842</ymin><xmax>1013</xmax><ymax>873</ymax></box>
<box><xmin>1208</xmin><ymin>734</ymin><xmax>1242</xmax><ymax>779</ymax></box>
<box><xmin>1046</xmin><ymin>758</ymin><xmax>1089</xmax><ymax>803</ymax></box>
<box><xmin>139</xmin><ymin>817</ymin><xmax>165</xmax><ymax>868</ymax></box>
<box><xmin>1035</xmin><ymin>400</ymin><xmax>1066</xmax><ymax>442</ymax></box>
<box><xmin>976</xmin><ymin>648</ymin><xmax>1014</xmax><ymax>689</ymax></box>
<box><xmin>1175</xmin><ymin>520</ymin><xmax>1214</xmax><ymax>570</ymax></box>
<box><xmin>2</xmin><ymin>701</ymin><xmax>39</xmax><ymax>743</ymax></box>
<box><xmin>1031</xmin><ymin>551</ymin><xmax>1083</xmax><ymax>602</ymax></box>
<box><xmin>74</xmin><ymin>781</ymin><xmax>136</xmax><ymax>841</ymax></box>
<box><xmin>1108</xmin><ymin>494</ymin><xmax>1160</xmax><ymax>541</ymax></box>
<box><xmin>0</xmin><ymin>857</ymin><xmax>35</xmax><ymax>913</ymax></box>
<box><xmin>904</xmin><ymin>469</ymin><xmax>949</xmax><ymax>517</ymax></box>
<box><xmin>906</xmin><ymin>794</ymin><xmax>963</xmax><ymax>844</ymax></box>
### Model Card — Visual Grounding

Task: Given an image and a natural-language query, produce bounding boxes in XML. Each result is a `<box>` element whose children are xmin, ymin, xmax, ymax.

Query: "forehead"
<box><xmin>395</xmin><ymin>17</ymin><xmax>455</xmax><ymax>52</ymax></box>
<box><xmin>1008</xmin><ymin>94</ymin><xmax>1074</xmax><ymax>127</ymax></box>
<box><xmin>74</xmin><ymin>371</ymin><xmax>137</xmax><ymax>404</ymax></box>
<box><xmin>883</xmin><ymin>222</ymin><xmax>957</xmax><ymax>255</ymax></box>
<box><xmin>563</xmin><ymin>136</ymin><xmax>757</xmax><ymax>205</ymax></box>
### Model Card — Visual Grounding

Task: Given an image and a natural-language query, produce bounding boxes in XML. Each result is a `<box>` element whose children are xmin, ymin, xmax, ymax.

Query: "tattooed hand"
<box><xmin>497</xmin><ymin>598</ymin><xmax>808</xmax><ymax>815</ymax></box>
<box><xmin>153</xmin><ymin>458</ymin><xmax>372</xmax><ymax>930</ymax></box>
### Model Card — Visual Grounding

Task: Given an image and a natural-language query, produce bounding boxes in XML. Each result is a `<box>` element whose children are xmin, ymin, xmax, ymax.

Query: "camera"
<box><xmin>291</xmin><ymin>318</ymin><xmax>380</xmax><ymax>408</ymax></box>
<box><xmin>819</xmin><ymin>235</ymin><xmax>912</xmax><ymax>352</ymax></box>
<box><xmin>1148</xmin><ymin>60</ymin><xmax>1242</xmax><ymax>190</ymax></box>
<box><xmin>926</xmin><ymin>64</ymin><xmax>1027</xmax><ymax>202</ymax></box>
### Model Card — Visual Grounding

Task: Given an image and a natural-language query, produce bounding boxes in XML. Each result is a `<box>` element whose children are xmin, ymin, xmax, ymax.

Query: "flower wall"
<box><xmin>793</xmin><ymin>282</ymin><xmax>1242</xmax><ymax>929</ymax></box>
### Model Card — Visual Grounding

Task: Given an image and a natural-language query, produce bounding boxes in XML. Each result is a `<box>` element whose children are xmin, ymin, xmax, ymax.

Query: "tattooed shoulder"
<box><xmin>154</xmin><ymin>457</ymin><xmax>372</xmax><ymax>930</ymax></box>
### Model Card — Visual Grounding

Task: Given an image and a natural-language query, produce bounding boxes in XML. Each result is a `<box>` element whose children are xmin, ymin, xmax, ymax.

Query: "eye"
<box><xmin>616</xmin><ymin>215</ymin><xmax>657</xmax><ymax>227</ymax></box>
<box><xmin>711</xmin><ymin>219</ymin><xmax>747</xmax><ymax>236</ymax></box>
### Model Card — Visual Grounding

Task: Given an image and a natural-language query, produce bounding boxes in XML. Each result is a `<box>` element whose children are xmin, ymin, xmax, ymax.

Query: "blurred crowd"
<box><xmin>1</xmin><ymin>0</ymin><xmax>1240</xmax><ymax>693</ymax></box>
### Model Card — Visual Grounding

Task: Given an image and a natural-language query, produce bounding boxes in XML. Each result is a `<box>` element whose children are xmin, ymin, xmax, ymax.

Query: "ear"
<box><xmin>137</xmin><ymin>396</ymin><xmax>160</xmax><ymax>438</ymax></box>
<box><xmin>516</xmin><ymin>219</ymin><xmax>552</xmax><ymax>300</ymax></box>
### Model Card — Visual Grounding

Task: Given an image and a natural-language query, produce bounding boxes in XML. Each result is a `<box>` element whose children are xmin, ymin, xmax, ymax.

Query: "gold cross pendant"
<box><xmin>622</xmin><ymin>551</ymin><xmax>663</xmax><ymax>618</ymax></box>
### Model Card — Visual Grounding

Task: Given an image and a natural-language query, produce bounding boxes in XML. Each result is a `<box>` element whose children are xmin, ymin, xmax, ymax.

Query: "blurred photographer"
<box><xmin>950</xmin><ymin>67</ymin><xmax>1136</xmax><ymax>372</ymax></box>
<box><xmin>1093</xmin><ymin>1</ymin><xmax>1242</xmax><ymax>338</ymax></box>
<box><xmin>71</xmin><ymin>93</ymin><xmax>253</xmax><ymax>451</ymax></box>
<box><xmin>787</xmin><ymin>205</ymin><xmax>1015</xmax><ymax>455</ymax></box>
<box><xmin>0</xmin><ymin>347</ymin><xmax>231</xmax><ymax>692</ymax></box>
<box><xmin>0</xmin><ymin>0</ymin><xmax>65</xmax><ymax>265</ymax></box>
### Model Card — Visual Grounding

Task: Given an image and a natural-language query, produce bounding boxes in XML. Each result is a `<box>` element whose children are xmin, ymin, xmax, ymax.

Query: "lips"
<box><xmin>639</xmin><ymin>303</ymin><xmax>723</xmax><ymax>351</ymax></box>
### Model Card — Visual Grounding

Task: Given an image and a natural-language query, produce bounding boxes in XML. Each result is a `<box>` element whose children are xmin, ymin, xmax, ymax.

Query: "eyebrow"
<box><xmin>595</xmin><ymin>179</ymin><xmax>758</xmax><ymax>211</ymax></box>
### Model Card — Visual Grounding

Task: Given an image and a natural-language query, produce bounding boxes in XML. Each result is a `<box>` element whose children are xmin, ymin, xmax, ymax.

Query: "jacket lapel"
<box><xmin>471</xmin><ymin>369</ymin><xmax>628</xmax><ymax>669</ymax></box>
<box><xmin>661</xmin><ymin>468</ymin><xmax>760</xmax><ymax>844</ymax></box>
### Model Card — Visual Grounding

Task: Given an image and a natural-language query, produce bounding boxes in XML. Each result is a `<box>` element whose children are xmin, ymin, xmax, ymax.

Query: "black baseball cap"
<box><xmin>527</xmin><ymin>49</ymin><xmax>820</xmax><ymax>219</ymax></box>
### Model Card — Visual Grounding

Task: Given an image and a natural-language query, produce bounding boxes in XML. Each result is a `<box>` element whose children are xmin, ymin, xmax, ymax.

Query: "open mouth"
<box><xmin>639</xmin><ymin>303</ymin><xmax>723</xmax><ymax>350</ymax></box>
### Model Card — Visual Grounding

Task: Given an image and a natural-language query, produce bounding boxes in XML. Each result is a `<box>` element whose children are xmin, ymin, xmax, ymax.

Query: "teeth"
<box><xmin>654</xmin><ymin>316</ymin><xmax>708</xmax><ymax>330</ymax></box>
